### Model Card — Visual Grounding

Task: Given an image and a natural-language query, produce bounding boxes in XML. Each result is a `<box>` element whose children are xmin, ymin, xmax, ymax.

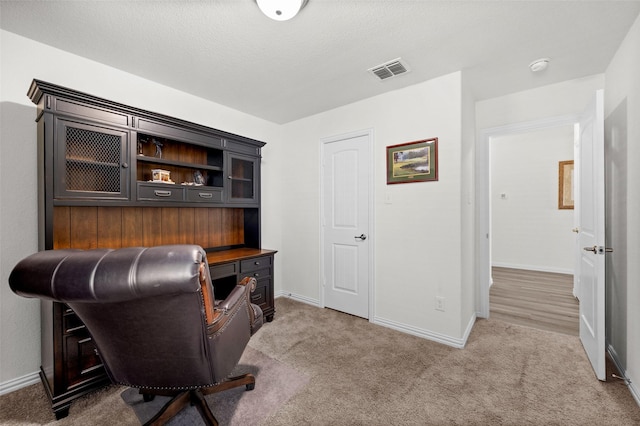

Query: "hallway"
<box><xmin>490</xmin><ymin>267</ymin><xmax>579</xmax><ymax>336</ymax></box>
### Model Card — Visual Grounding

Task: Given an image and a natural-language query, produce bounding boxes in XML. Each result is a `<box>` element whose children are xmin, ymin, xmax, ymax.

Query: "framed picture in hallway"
<box><xmin>386</xmin><ymin>138</ymin><xmax>438</xmax><ymax>184</ymax></box>
<box><xmin>558</xmin><ymin>160</ymin><xmax>574</xmax><ymax>209</ymax></box>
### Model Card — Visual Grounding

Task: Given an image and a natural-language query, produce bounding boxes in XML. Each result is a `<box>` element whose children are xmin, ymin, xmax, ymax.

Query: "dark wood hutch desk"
<box><xmin>207</xmin><ymin>248</ymin><xmax>277</xmax><ymax>322</ymax></box>
<box><xmin>28</xmin><ymin>79</ymin><xmax>276</xmax><ymax>419</ymax></box>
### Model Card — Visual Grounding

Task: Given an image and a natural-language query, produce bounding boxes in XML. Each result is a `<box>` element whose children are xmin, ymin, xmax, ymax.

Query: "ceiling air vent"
<box><xmin>368</xmin><ymin>58</ymin><xmax>410</xmax><ymax>81</ymax></box>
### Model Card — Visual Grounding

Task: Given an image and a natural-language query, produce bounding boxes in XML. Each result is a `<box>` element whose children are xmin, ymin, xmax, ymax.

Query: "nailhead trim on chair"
<box><xmin>116</xmin><ymin>297</ymin><xmax>251</xmax><ymax>390</ymax></box>
<box><xmin>198</xmin><ymin>289</ymin><xmax>209</xmax><ymax>324</ymax></box>
<box><xmin>114</xmin><ymin>291</ymin><xmax>220</xmax><ymax>391</ymax></box>
<box><xmin>118</xmin><ymin>382</ymin><xmax>221</xmax><ymax>391</ymax></box>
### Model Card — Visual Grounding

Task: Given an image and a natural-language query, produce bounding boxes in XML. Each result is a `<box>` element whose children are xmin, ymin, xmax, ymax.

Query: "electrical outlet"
<box><xmin>435</xmin><ymin>296</ymin><xmax>446</xmax><ymax>312</ymax></box>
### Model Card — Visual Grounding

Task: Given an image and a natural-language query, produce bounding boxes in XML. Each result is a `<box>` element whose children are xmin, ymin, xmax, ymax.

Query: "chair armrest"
<box><xmin>215</xmin><ymin>284</ymin><xmax>247</xmax><ymax>313</ymax></box>
<box><xmin>238</xmin><ymin>277</ymin><xmax>261</xmax><ymax>329</ymax></box>
<box><xmin>238</xmin><ymin>276</ymin><xmax>257</xmax><ymax>292</ymax></box>
<box><xmin>207</xmin><ymin>277</ymin><xmax>258</xmax><ymax>334</ymax></box>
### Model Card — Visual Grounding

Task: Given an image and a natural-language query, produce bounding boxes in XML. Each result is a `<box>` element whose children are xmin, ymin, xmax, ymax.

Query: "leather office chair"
<box><xmin>9</xmin><ymin>244</ymin><xmax>263</xmax><ymax>426</ymax></box>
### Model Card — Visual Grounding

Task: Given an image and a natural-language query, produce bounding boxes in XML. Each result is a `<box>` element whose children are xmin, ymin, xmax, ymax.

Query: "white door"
<box><xmin>322</xmin><ymin>131</ymin><xmax>372</xmax><ymax>319</ymax></box>
<box><xmin>577</xmin><ymin>90</ymin><xmax>606</xmax><ymax>381</ymax></box>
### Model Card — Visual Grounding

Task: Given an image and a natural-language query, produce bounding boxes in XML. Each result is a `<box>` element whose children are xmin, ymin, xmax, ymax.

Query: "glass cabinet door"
<box><xmin>226</xmin><ymin>153</ymin><xmax>258</xmax><ymax>204</ymax></box>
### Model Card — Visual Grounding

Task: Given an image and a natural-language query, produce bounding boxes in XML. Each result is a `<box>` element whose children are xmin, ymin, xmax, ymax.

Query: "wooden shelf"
<box><xmin>137</xmin><ymin>155</ymin><xmax>222</xmax><ymax>171</ymax></box>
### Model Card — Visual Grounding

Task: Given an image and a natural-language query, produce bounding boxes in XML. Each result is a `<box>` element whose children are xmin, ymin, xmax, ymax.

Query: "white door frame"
<box><xmin>319</xmin><ymin>128</ymin><xmax>375</xmax><ymax>320</ymax></box>
<box><xmin>475</xmin><ymin>114</ymin><xmax>579</xmax><ymax>318</ymax></box>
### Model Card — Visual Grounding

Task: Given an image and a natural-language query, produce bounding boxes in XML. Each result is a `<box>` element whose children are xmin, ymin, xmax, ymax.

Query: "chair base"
<box><xmin>139</xmin><ymin>373</ymin><xmax>256</xmax><ymax>426</ymax></box>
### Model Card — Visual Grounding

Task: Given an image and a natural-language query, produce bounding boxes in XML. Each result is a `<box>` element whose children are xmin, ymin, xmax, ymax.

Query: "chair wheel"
<box><xmin>246</xmin><ymin>383</ymin><xmax>255</xmax><ymax>391</ymax></box>
<box><xmin>142</xmin><ymin>394</ymin><xmax>155</xmax><ymax>402</ymax></box>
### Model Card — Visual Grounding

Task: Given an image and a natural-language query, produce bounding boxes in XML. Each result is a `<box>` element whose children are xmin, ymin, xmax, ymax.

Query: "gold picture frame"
<box><xmin>558</xmin><ymin>160</ymin><xmax>574</xmax><ymax>209</ymax></box>
<box><xmin>386</xmin><ymin>138</ymin><xmax>438</xmax><ymax>184</ymax></box>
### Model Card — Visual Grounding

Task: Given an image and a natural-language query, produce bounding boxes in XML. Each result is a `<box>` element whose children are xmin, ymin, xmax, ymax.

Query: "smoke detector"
<box><xmin>368</xmin><ymin>58</ymin><xmax>410</xmax><ymax>81</ymax></box>
<box><xmin>529</xmin><ymin>58</ymin><xmax>550</xmax><ymax>72</ymax></box>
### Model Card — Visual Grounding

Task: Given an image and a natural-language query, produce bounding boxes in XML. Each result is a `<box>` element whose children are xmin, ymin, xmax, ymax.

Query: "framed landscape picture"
<box><xmin>558</xmin><ymin>160</ymin><xmax>574</xmax><ymax>209</ymax></box>
<box><xmin>386</xmin><ymin>138</ymin><xmax>438</xmax><ymax>184</ymax></box>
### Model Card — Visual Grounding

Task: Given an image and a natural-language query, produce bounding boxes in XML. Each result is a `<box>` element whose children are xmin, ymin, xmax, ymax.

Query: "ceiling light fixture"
<box><xmin>529</xmin><ymin>58</ymin><xmax>550</xmax><ymax>73</ymax></box>
<box><xmin>256</xmin><ymin>0</ymin><xmax>308</xmax><ymax>21</ymax></box>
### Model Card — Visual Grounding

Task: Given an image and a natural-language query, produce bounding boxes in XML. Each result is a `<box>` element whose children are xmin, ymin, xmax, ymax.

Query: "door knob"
<box><xmin>572</xmin><ymin>228</ymin><xmax>579</xmax><ymax>233</ymax></box>
<box><xmin>583</xmin><ymin>246</ymin><xmax>614</xmax><ymax>254</ymax></box>
<box><xmin>355</xmin><ymin>234</ymin><xmax>367</xmax><ymax>241</ymax></box>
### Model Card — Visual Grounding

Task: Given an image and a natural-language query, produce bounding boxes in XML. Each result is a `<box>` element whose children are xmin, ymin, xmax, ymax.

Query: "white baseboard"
<box><xmin>276</xmin><ymin>290</ymin><xmax>473</xmax><ymax>348</ymax></box>
<box><xmin>373</xmin><ymin>316</ymin><xmax>469</xmax><ymax>349</ymax></box>
<box><xmin>491</xmin><ymin>262</ymin><xmax>573</xmax><ymax>275</ymax></box>
<box><xmin>607</xmin><ymin>344</ymin><xmax>640</xmax><ymax>407</ymax></box>
<box><xmin>629</xmin><ymin>377</ymin><xmax>640</xmax><ymax>407</ymax></box>
<box><xmin>461</xmin><ymin>313</ymin><xmax>477</xmax><ymax>347</ymax></box>
<box><xmin>0</xmin><ymin>371</ymin><xmax>40</xmax><ymax>396</ymax></box>
<box><xmin>275</xmin><ymin>290</ymin><xmax>320</xmax><ymax>307</ymax></box>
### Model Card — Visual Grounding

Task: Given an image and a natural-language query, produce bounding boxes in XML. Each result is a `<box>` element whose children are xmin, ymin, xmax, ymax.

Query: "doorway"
<box><xmin>476</xmin><ymin>115</ymin><xmax>580</xmax><ymax>320</ymax></box>
<box><xmin>320</xmin><ymin>129</ymin><xmax>374</xmax><ymax>319</ymax></box>
<box><xmin>478</xmin><ymin>93</ymin><xmax>608</xmax><ymax>381</ymax></box>
<box><xmin>488</xmin><ymin>125</ymin><xmax>578</xmax><ymax>335</ymax></box>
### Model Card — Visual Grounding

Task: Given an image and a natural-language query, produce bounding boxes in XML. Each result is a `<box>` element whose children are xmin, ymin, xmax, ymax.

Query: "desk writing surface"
<box><xmin>206</xmin><ymin>248</ymin><xmax>277</xmax><ymax>265</ymax></box>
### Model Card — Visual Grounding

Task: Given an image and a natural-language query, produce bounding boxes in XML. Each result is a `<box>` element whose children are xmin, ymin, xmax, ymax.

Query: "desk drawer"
<box><xmin>210</xmin><ymin>262</ymin><xmax>237</xmax><ymax>279</ymax></box>
<box><xmin>241</xmin><ymin>267</ymin><xmax>271</xmax><ymax>280</ymax></box>
<box><xmin>64</xmin><ymin>331</ymin><xmax>104</xmax><ymax>387</ymax></box>
<box><xmin>249</xmin><ymin>278</ymin><xmax>272</xmax><ymax>312</ymax></box>
<box><xmin>186</xmin><ymin>187</ymin><xmax>223</xmax><ymax>203</ymax></box>
<box><xmin>240</xmin><ymin>255</ymin><xmax>272</xmax><ymax>273</ymax></box>
<box><xmin>137</xmin><ymin>183</ymin><xmax>184</xmax><ymax>201</ymax></box>
<box><xmin>63</xmin><ymin>309</ymin><xmax>86</xmax><ymax>334</ymax></box>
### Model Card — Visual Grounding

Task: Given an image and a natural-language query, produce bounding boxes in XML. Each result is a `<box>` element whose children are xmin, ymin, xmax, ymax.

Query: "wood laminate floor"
<box><xmin>490</xmin><ymin>267</ymin><xmax>579</xmax><ymax>336</ymax></box>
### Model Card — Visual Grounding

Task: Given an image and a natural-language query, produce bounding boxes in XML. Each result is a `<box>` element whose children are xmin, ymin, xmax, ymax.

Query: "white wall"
<box><xmin>476</xmin><ymin>75</ymin><xmax>604</xmax><ymax>130</ymax></box>
<box><xmin>490</xmin><ymin>125</ymin><xmax>575</xmax><ymax>273</ymax></box>
<box><xmin>280</xmin><ymin>72</ymin><xmax>474</xmax><ymax>344</ymax></box>
<box><xmin>0</xmin><ymin>30</ymin><xmax>283</xmax><ymax>391</ymax></box>
<box><xmin>604</xmin><ymin>12</ymin><xmax>640</xmax><ymax>405</ymax></box>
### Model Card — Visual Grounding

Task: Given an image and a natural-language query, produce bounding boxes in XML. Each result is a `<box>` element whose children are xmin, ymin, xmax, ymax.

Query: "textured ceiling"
<box><xmin>1</xmin><ymin>0</ymin><xmax>639</xmax><ymax>124</ymax></box>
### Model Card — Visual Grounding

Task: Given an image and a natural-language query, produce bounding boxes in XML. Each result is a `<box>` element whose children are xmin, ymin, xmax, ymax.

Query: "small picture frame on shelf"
<box><xmin>152</xmin><ymin>169</ymin><xmax>171</xmax><ymax>183</ymax></box>
<box><xmin>193</xmin><ymin>170</ymin><xmax>205</xmax><ymax>186</ymax></box>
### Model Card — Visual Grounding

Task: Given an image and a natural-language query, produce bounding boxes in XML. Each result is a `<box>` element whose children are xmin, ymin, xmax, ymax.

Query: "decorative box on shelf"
<box><xmin>151</xmin><ymin>169</ymin><xmax>172</xmax><ymax>183</ymax></box>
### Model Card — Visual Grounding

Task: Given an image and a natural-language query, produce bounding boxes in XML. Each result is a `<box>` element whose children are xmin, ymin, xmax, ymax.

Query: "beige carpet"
<box><xmin>251</xmin><ymin>298</ymin><xmax>640</xmax><ymax>425</ymax></box>
<box><xmin>121</xmin><ymin>347</ymin><xmax>308</xmax><ymax>425</ymax></box>
<box><xmin>1</xmin><ymin>297</ymin><xmax>639</xmax><ymax>425</ymax></box>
